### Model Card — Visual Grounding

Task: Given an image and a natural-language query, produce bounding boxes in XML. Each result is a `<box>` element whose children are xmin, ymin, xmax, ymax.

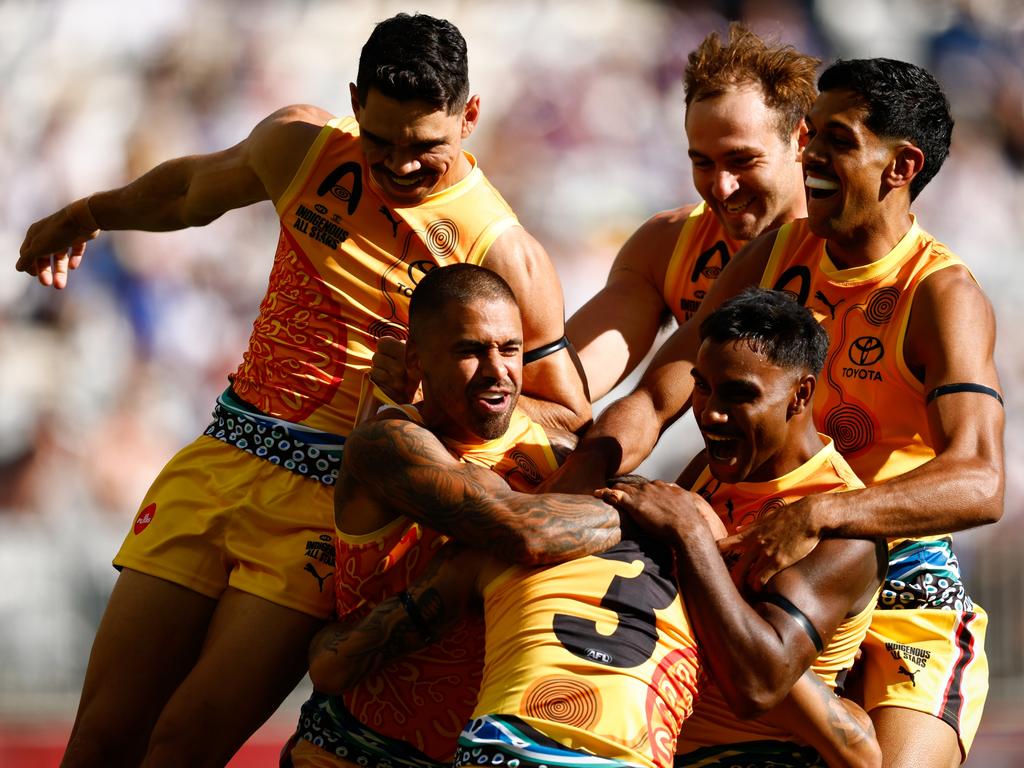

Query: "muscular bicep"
<box><xmin>341</xmin><ymin>419</ymin><xmax>521</xmax><ymax>545</ymax></box>
<box><xmin>567</xmin><ymin>217</ymin><xmax>680</xmax><ymax>401</ymax></box>
<box><xmin>755</xmin><ymin>537</ymin><xmax>882</xmax><ymax>674</ymax></box>
<box><xmin>907</xmin><ymin>267</ymin><xmax>1004</xmax><ymax>459</ymax></box>
<box><xmin>171</xmin><ymin>105</ymin><xmax>328</xmax><ymax>227</ymax></box>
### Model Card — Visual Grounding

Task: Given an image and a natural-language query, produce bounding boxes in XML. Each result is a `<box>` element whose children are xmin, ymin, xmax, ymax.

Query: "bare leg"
<box><xmin>61</xmin><ymin>569</ymin><xmax>217</xmax><ymax>768</ymax></box>
<box><xmin>872</xmin><ymin>706</ymin><xmax>961</xmax><ymax>768</ymax></box>
<box><xmin>141</xmin><ymin>587</ymin><xmax>323</xmax><ymax>768</ymax></box>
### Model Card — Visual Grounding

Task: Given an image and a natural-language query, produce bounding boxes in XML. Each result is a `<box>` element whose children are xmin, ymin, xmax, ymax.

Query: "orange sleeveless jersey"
<box><xmin>474</xmin><ymin>538</ymin><xmax>700</xmax><ymax>768</ymax></box>
<box><xmin>678</xmin><ymin>438</ymin><xmax>874</xmax><ymax>751</ymax></box>
<box><xmin>662</xmin><ymin>202</ymin><xmax>744</xmax><ymax>324</ymax></box>
<box><xmin>759</xmin><ymin>217</ymin><xmax>966</xmax><ymax>487</ymax></box>
<box><xmin>334</xmin><ymin>407</ymin><xmax>559</xmax><ymax>760</ymax></box>
<box><xmin>230</xmin><ymin>116</ymin><xmax>520</xmax><ymax>435</ymax></box>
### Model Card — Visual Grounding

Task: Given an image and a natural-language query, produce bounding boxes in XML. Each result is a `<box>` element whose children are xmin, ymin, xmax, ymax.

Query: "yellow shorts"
<box><xmin>856</xmin><ymin>607</ymin><xmax>988</xmax><ymax>760</ymax></box>
<box><xmin>113</xmin><ymin>435</ymin><xmax>336</xmax><ymax>618</ymax></box>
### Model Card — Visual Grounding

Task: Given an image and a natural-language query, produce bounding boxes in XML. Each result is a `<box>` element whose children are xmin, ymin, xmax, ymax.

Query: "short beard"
<box><xmin>477</xmin><ymin>408</ymin><xmax>514</xmax><ymax>440</ymax></box>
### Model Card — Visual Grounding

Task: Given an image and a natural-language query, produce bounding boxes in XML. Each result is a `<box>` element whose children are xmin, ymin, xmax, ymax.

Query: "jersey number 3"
<box><xmin>552</xmin><ymin>542</ymin><xmax>678</xmax><ymax>668</ymax></box>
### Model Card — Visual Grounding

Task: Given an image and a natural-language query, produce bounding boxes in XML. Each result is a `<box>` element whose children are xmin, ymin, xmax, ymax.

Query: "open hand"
<box><xmin>18</xmin><ymin>200</ymin><xmax>100</xmax><ymax>289</ymax></box>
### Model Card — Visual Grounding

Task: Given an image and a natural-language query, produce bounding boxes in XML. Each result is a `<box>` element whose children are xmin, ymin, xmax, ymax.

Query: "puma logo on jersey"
<box><xmin>815</xmin><ymin>290</ymin><xmax>844</xmax><ymax>319</ymax></box>
<box><xmin>897</xmin><ymin>663</ymin><xmax>920</xmax><ymax>687</ymax></box>
<box><xmin>304</xmin><ymin>563</ymin><xmax>332</xmax><ymax>592</ymax></box>
<box><xmin>379</xmin><ymin>205</ymin><xmax>401</xmax><ymax>237</ymax></box>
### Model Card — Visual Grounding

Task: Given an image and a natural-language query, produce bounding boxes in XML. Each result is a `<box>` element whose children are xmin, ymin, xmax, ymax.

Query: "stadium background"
<box><xmin>1</xmin><ymin>0</ymin><xmax>1021</xmax><ymax>764</ymax></box>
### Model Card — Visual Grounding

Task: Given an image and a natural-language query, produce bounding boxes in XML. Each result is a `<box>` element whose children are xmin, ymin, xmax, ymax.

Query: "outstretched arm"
<box><xmin>566</xmin><ymin>209</ymin><xmax>690</xmax><ymax>402</ymax></box>
<box><xmin>309</xmin><ymin>543</ymin><xmax>491</xmax><ymax>694</ymax></box>
<box><xmin>17</xmin><ymin>104</ymin><xmax>327</xmax><ymax>289</ymax></box>
<box><xmin>762</xmin><ymin>671</ymin><xmax>881</xmax><ymax>768</ymax></box>
<box><xmin>599</xmin><ymin>480</ymin><xmax>881</xmax><ymax>717</ymax></box>
<box><xmin>722</xmin><ymin>266</ymin><xmax>1005</xmax><ymax>586</ymax></box>
<box><xmin>338</xmin><ymin>416</ymin><xmax>620</xmax><ymax>565</ymax></box>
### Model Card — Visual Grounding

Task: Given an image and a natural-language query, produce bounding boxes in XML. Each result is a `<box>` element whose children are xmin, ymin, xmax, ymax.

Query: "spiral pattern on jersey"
<box><xmin>510</xmin><ymin>449</ymin><xmax>543</xmax><ymax>485</ymax></box>
<box><xmin>824</xmin><ymin>404</ymin><xmax>874</xmax><ymax>455</ymax></box>
<box><xmin>367</xmin><ymin>321</ymin><xmax>409</xmax><ymax>341</ymax></box>
<box><xmin>425</xmin><ymin>219</ymin><xmax>459</xmax><ymax>258</ymax></box>
<box><xmin>864</xmin><ymin>287</ymin><xmax>900</xmax><ymax>326</ymax></box>
<box><xmin>522</xmin><ymin>677</ymin><xmax>600</xmax><ymax>729</ymax></box>
<box><xmin>757</xmin><ymin>497</ymin><xmax>787</xmax><ymax>521</ymax></box>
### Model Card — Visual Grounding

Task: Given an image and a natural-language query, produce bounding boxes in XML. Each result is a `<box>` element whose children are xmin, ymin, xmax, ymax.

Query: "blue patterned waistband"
<box><xmin>203</xmin><ymin>388</ymin><xmax>343</xmax><ymax>485</ymax></box>
<box><xmin>880</xmin><ymin>536</ymin><xmax>973</xmax><ymax>612</ymax></box>
<box><xmin>292</xmin><ymin>691</ymin><xmax>445</xmax><ymax>768</ymax></box>
<box><xmin>456</xmin><ymin>715</ymin><xmax>644</xmax><ymax>768</ymax></box>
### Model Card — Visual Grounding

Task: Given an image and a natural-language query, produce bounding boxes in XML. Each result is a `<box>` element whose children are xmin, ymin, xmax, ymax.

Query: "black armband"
<box><xmin>523</xmin><ymin>335</ymin><xmax>570</xmax><ymax>364</ymax></box>
<box><xmin>758</xmin><ymin>592</ymin><xmax>823</xmax><ymax>654</ymax></box>
<box><xmin>926</xmin><ymin>382</ymin><xmax>1003</xmax><ymax>407</ymax></box>
<box><xmin>398</xmin><ymin>590</ymin><xmax>435</xmax><ymax>643</ymax></box>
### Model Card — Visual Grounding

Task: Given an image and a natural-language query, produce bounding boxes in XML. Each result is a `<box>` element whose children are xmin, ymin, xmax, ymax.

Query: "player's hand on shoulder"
<box><xmin>597</xmin><ymin>479</ymin><xmax>725</xmax><ymax>541</ymax></box>
<box><xmin>719</xmin><ymin>494</ymin><xmax>822</xmax><ymax>589</ymax></box>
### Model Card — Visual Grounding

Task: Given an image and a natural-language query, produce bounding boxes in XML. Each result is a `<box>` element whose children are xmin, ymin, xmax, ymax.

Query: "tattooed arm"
<box><xmin>761</xmin><ymin>670</ymin><xmax>881</xmax><ymax>768</ymax></box>
<box><xmin>337</xmin><ymin>417</ymin><xmax>620</xmax><ymax>564</ymax></box>
<box><xmin>309</xmin><ymin>544</ymin><xmax>491</xmax><ymax>694</ymax></box>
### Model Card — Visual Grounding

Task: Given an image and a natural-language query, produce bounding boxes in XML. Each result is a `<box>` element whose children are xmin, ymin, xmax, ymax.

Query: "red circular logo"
<box><xmin>134</xmin><ymin>503</ymin><xmax>156</xmax><ymax>535</ymax></box>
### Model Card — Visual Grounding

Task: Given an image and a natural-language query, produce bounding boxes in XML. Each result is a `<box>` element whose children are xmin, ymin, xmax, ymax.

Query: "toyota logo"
<box><xmin>849</xmin><ymin>336</ymin><xmax>884</xmax><ymax>366</ymax></box>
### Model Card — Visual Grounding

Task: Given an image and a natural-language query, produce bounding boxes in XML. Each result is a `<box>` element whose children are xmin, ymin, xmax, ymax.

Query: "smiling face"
<box><xmin>351</xmin><ymin>85</ymin><xmax>479</xmax><ymax>205</ymax></box>
<box><xmin>410</xmin><ymin>296</ymin><xmax>523</xmax><ymax>442</ymax></box>
<box><xmin>802</xmin><ymin>88</ymin><xmax>904</xmax><ymax>245</ymax></box>
<box><xmin>686</xmin><ymin>84</ymin><xmax>807</xmax><ymax>242</ymax></box>
<box><xmin>691</xmin><ymin>337</ymin><xmax>811</xmax><ymax>484</ymax></box>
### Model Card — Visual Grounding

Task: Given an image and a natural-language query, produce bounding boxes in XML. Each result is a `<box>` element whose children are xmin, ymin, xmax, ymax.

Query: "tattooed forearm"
<box><xmin>308</xmin><ymin>544</ymin><xmax>471</xmax><ymax>695</ymax></box>
<box><xmin>824</xmin><ymin>686</ymin><xmax>876</xmax><ymax>747</ymax></box>
<box><xmin>345</xmin><ymin>419</ymin><xmax>620</xmax><ymax>564</ymax></box>
<box><xmin>308</xmin><ymin>592</ymin><xmax>448</xmax><ymax>694</ymax></box>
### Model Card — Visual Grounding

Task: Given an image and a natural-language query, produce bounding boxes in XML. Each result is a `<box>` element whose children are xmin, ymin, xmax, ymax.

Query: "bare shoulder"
<box><xmin>906</xmin><ymin>262</ymin><xmax>996</xmax><ymax>375</ymax></box>
<box><xmin>609</xmin><ymin>204</ymin><xmax>699</xmax><ymax>283</ymax></box>
<box><xmin>912</xmin><ymin>263</ymin><xmax>992</xmax><ymax>321</ymax></box>
<box><xmin>247</xmin><ymin>104</ymin><xmax>336</xmax><ymax>204</ymax></box>
<box><xmin>484</xmin><ymin>226</ymin><xmax>563</xmax><ymax>312</ymax></box>
<box><xmin>485</xmin><ymin>225</ymin><xmax>553</xmax><ymax>275</ymax></box>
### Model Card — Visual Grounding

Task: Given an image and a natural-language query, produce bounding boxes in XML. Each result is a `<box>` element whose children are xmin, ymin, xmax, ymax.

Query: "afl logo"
<box><xmin>316</xmin><ymin>161</ymin><xmax>363</xmax><ymax>215</ymax></box>
<box><xmin>848</xmin><ymin>336</ymin><xmax>884</xmax><ymax>366</ymax></box>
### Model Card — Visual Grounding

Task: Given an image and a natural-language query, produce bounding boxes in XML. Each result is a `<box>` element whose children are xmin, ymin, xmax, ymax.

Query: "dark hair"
<box><xmin>818</xmin><ymin>58</ymin><xmax>953</xmax><ymax>200</ymax></box>
<box><xmin>356</xmin><ymin>13</ymin><xmax>469</xmax><ymax>113</ymax></box>
<box><xmin>409</xmin><ymin>264</ymin><xmax>518</xmax><ymax>342</ymax></box>
<box><xmin>684</xmin><ymin>23</ymin><xmax>819</xmax><ymax>139</ymax></box>
<box><xmin>699</xmin><ymin>287</ymin><xmax>828</xmax><ymax>374</ymax></box>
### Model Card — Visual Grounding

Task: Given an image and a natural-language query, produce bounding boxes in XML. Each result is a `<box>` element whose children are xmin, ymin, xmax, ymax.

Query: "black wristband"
<box><xmin>523</xmin><ymin>335</ymin><xmax>570</xmax><ymax>364</ymax></box>
<box><xmin>398</xmin><ymin>590</ymin><xmax>435</xmax><ymax>642</ymax></box>
<box><xmin>926</xmin><ymin>382</ymin><xmax>1003</xmax><ymax>407</ymax></box>
<box><xmin>758</xmin><ymin>592</ymin><xmax>824</xmax><ymax>654</ymax></box>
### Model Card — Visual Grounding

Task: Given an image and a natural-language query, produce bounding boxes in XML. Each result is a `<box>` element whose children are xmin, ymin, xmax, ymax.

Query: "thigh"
<box><xmin>142</xmin><ymin>587</ymin><xmax>324</xmax><ymax>768</ymax></box>
<box><xmin>871</xmin><ymin>706</ymin><xmax>960</xmax><ymax>768</ymax></box>
<box><xmin>61</xmin><ymin>569</ymin><xmax>217</xmax><ymax>768</ymax></box>
<box><xmin>226</xmin><ymin>461</ymin><xmax>336</xmax><ymax>619</ymax></box>
<box><xmin>114</xmin><ymin>435</ymin><xmax>253</xmax><ymax>597</ymax></box>
<box><xmin>858</xmin><ymin>607</ymin><xmax>988</xmax><ymax>763</ymax></box>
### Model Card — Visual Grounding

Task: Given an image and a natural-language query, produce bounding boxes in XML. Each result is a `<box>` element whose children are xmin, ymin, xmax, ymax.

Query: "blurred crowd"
<box><xmin>2</xmin><ymin>0</ymin><xmax>1023</xmax><ymax>709</ymax></box>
